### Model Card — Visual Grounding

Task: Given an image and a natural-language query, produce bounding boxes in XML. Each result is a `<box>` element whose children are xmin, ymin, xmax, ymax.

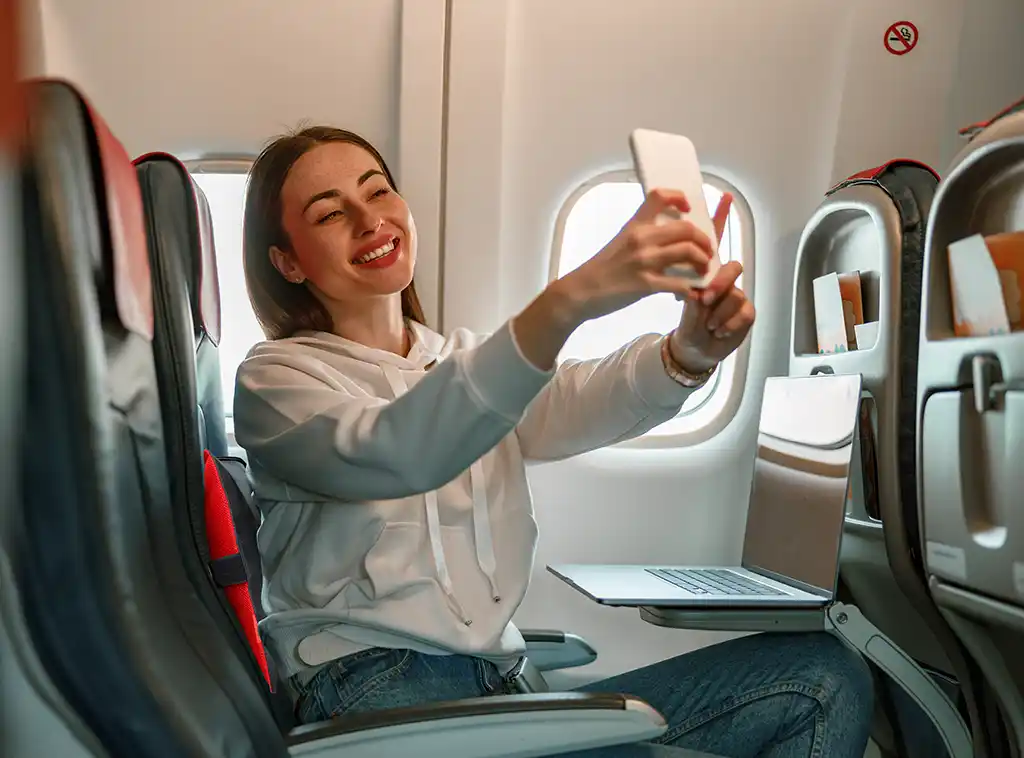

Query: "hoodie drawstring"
<box><xmin>469</xmin><ymin>458</ymin><xmax>501</xmax><ymax>603</ymax></box>
<box><xmin>380</xmin><ymin>363</ymin><xmax>501</xmax><ymax>627</ymax></box>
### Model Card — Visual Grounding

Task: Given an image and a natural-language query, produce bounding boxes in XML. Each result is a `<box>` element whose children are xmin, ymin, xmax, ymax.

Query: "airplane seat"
<box><xmin>132</xmin><ymin>151</ymin><xmax>297</xmax><ymax>733</ymax></box>
<box><xmin>123</xmin><ymin>142</ymin><xmax>689</xmax><ymax>755</ymax></box>
<box><xmin>14</xmin><ymin>76</ymin><xmax>276</xmax><ymax>757</ymax></box>
<box><xmin>1</xmin><ymin>20</ymin><xmax>108</xmax><ymax>756</ymax></box>
<box><xmin>790</xmin><ymin>160</ymin><xmax>990</xmax><ymax>757</ymax></box>
<box><xmin>917</xmin><ymin>95</ymin><xmax>1024</xmax><ymax>754</ymax></box>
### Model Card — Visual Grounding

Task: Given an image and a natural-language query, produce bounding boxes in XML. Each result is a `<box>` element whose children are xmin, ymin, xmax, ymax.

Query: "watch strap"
<box><xmin>660</xmin><ymin>335</ymin><xmax>717</xmax><ymax>388</ymax></box>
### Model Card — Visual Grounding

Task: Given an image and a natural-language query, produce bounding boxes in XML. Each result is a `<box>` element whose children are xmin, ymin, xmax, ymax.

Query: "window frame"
<box><xmin>548</xmin><ymin>168</ymin><xmax>755</xmax><ymax>449</ymax></box>
<box><xmin>185</xmin><ymin>156</ymin><xmax>254</xmax><ymax>177</ymax></box>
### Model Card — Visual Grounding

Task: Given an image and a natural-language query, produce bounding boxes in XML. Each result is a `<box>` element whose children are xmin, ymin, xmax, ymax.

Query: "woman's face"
<box><xmin>272</xmin><ymin>141</ymin><xmax>416</xmax><ymax>307</ymax></box>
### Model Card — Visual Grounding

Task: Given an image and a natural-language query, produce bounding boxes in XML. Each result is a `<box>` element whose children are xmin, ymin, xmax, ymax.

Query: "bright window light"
<box><xmin>190</xmin><ymin>171</ymin><xmax>264</xmax><ymax>416</ymax></box>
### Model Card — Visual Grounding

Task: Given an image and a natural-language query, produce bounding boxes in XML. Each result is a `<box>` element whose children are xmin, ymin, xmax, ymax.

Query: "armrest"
<box><xmin>520</xmin><ymin>628</ymin><xmax>597</xmax><ymax>671</ymax></box>
<box><xmin>286</xmin><ymin>692</ymin><xmax>666</xmax><ymax>758</ymax></box>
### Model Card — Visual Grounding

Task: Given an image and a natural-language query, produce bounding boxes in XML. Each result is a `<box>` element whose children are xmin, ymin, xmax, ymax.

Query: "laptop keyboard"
<box><xmin>647</xmin><ymin>568</ymin><xmax>788</xmax><ymax>596</ymax></box>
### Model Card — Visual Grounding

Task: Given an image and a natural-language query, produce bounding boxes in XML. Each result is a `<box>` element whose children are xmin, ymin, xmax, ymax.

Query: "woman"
<box><xmin>234</xmin><ymin>126</ymin><xmax>873</xmax><ymax>757</ymax></box>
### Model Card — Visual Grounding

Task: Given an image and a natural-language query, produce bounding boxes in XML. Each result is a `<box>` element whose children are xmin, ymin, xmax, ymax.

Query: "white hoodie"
<box><xmin>233</xmin><ymin>318</ymin><xmax>696</xmax><ymax>681</ymax></box>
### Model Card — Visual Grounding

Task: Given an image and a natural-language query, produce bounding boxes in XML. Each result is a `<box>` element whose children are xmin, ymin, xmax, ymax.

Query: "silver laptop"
<box><xmin>548</xmin><ymin>372</ymin><xmax>863</xmax><ymax>608</ymax></box>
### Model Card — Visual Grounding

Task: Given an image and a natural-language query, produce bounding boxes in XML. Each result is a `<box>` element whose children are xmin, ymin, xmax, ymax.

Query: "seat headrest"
<box><xmin>25</xmin><ymin>78</ymin><xmax>153</xmax><ymax>340</ymax></box>
<box><xmin>133</xmin><ymin>153</ymin><xmax>222</xmax><ymax>347</ymax></box>
<box><xmin>957</xmin><ymin>96</ymin><xmax>1024</xmax><ymax>141</ymax></box>
<box><xmin>947</xmin><ymin>97</ymin><xmax>1024</xmax><ymax>177</ymax></box>
<box><xmin>826</xmin><ymin>159</ymin><xmax>939</xmax><ymax>196</ymax></box>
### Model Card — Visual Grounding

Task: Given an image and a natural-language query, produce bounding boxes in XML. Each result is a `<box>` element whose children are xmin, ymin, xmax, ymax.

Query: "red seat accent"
<box><xmin>84</xmin><ymin>97</ymin><xmax>153</xmax><ymax>341</ymax></box>
<box><xmin>202</xmin><ymin>450</ymin><xmax>271</xmax><ymax>687</ymax></box>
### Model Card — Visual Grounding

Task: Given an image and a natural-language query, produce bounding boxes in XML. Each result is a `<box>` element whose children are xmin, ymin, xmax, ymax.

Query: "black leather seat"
<box><xmin>17</xmin><ymin>77</ymin><xmax>304</xmax><ymax>758</ymax></box>
<box><xmin>2</xmin><ymin>56</ymin><xmax>106</xmax><ymax>758</ymax></box>
<box><xmin>15</xmin><ymin>77</ymin><xmax>213</xmax><ymax>758</ymax></box>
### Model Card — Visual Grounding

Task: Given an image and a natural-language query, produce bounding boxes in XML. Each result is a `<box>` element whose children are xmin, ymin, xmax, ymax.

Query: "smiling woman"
<box><xmin>242</xmin><ymin>127</ymin><xmax>426</xmax><ymax>349</ymax></box>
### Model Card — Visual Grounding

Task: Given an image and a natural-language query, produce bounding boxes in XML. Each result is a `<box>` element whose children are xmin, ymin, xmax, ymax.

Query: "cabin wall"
<box><xmin>18</xmin><ymin>0</ymin><xmax>454</xmax><ymax>319</ymax></box>
<box><xmin>16</xmin><ymin>0</ymin><xmax>43</xmax><ymax>76</ymax></box>
<box><xmin>941</xmin><ymin>0</ymin><xmax>1024</xmax><ymax>164</ymax></box>
<box><xmin>20</xmin><ymin>0</ymin><xmax>1024</xmax><ymax>683</ymax></box>
<box><xmin>25</xmin><ymin>0</ymin><xmax>402</xmax><ymax>159</ymax></box>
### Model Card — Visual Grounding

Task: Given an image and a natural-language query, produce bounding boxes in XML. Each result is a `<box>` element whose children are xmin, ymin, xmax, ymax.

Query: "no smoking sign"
<box><xmin>885</xmin><ymin>21</ymin><xmax>919</xmax><ymax>56</ymax></box>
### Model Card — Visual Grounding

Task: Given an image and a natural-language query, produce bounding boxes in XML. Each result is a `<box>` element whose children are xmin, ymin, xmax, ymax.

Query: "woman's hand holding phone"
<box><xmin>510</xmin><ymin>188</ymin><xmax>752</xmax><ymax>372</ymax></box>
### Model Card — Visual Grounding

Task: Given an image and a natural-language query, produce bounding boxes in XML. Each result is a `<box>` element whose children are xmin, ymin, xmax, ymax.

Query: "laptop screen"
<box><xmin>740</xmin><ymin>373</ymin><xmax>862</xmax><ymax>596</ymax></box>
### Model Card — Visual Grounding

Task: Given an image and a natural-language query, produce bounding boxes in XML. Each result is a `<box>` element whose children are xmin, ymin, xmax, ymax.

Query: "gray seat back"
<box><xmin>789</xmin><ymin>160</ymin><xmax>999</xmax><ymax>756</ymax></box>
<box><xmin>133</xmin><ymin>152</ymin><xmax>295</xmax><ymax>728</ymax></box>
<box><xmin>918</xmin><ymin>97</ymin><xmax>1024</xmax><ymax>754</ymax></box>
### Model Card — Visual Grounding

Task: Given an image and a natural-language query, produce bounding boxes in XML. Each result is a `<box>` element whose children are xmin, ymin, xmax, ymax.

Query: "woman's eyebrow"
<box><xmin>302</xmin><ymin>188</ymin><xmax>341</xmax><ymax>214</ymax></box>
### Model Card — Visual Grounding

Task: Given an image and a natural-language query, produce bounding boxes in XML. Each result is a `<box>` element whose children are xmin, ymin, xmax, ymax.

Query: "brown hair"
<box><xmin>243</xmin><ymin>126</ymin><xmax>426</xmax><ymax>340</ymax></box>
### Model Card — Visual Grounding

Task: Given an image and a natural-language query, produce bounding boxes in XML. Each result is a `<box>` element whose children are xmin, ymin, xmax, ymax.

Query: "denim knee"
<box><xmin>810</xmin><ymin>634</ymin><xmax>875</xmax><ymax>728</ymax></box>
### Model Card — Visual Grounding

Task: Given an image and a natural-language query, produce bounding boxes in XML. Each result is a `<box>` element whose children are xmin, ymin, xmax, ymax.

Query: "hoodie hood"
<box><xmin>288</xmin><ymin>320</ymin><xmax>445</xmax><ymax>371</ymax></box>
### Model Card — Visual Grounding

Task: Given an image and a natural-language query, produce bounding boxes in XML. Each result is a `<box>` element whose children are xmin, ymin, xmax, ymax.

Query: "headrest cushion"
<box><xmin>827</xmin><ymin>159</ymin><xmax>939</xmax><ymax>197</ymax></box>
<box><xmin>29</xmin><ymin>79</ymin><xmax>153</xmax><ymax>340</ymax></box>
<box><xmin>133</xmin><ymin>152</ymin><xmax>222</xmax><ymax>346</ymax></box>
<box><xmin>958</xmin><ymin>96</ymin><xmax>1024</xmax><ymax>141</ymax></box>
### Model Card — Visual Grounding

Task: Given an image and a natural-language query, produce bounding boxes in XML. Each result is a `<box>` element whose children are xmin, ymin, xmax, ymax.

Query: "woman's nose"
<box><xmin>352</xmin><ymin>206</ymin><xmax>383</xmax><ymax>236</ymax></box>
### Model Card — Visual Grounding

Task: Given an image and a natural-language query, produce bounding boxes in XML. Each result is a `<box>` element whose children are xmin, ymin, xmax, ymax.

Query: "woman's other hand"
<box><xmin>668</xmin><ymin>193</ymin><xmax>756</xmax><ymax>374</ymax></box>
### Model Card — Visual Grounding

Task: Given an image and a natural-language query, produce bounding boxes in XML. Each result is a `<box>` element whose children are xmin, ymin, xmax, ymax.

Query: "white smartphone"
<box><xmin>629</xmin><ymin>128</ymin><xmax>719</xmax><ymax>287</ymax></box>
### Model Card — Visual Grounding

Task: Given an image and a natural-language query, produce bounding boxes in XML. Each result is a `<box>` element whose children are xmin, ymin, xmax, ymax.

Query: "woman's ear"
<box><xmin>269</xmin><ymin>245</ymin><xmax>306</xmax><ymax>285</ymax></box>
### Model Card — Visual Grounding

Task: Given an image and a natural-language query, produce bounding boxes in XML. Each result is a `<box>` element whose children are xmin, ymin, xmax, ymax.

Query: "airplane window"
<box><xmin>190</xmin><ymin>171</ymin><xmax>264</xmax><ymax>421</ymax></box>
<box><xmin>553</xmin><ymin>175</ymin><xmax>746</xmax><ymax>438</ymax></box>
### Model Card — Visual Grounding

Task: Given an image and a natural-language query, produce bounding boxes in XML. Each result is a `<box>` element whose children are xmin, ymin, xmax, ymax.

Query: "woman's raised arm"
<box><xmin>234</xmin><ymin>188</ymin><xmax>716</xmax><ymax>500</ymax></box>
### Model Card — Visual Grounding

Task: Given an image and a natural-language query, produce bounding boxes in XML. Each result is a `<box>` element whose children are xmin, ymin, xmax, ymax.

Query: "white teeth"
<box><xmin>355</xmin><ymin>239</ymin><xmax>396</xmax><ymax>264</ymax></box>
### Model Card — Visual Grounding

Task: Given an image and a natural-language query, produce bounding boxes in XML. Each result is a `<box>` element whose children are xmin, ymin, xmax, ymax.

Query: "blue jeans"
<box><xmin>293</xmin><ymin>632</ymin><xmax>874</xmax><ymax>757</ymax></box>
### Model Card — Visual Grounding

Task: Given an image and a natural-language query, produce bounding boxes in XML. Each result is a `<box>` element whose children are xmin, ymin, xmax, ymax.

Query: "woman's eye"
<box><xmin>371</xmin><ymin>188</ymin><xmax>390</xmax><ymax>199</ymax></box>
<box><xmin>317</xmin><ymin>210</ymin><xmax>342</xmax><ymax>224</ymax></box>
